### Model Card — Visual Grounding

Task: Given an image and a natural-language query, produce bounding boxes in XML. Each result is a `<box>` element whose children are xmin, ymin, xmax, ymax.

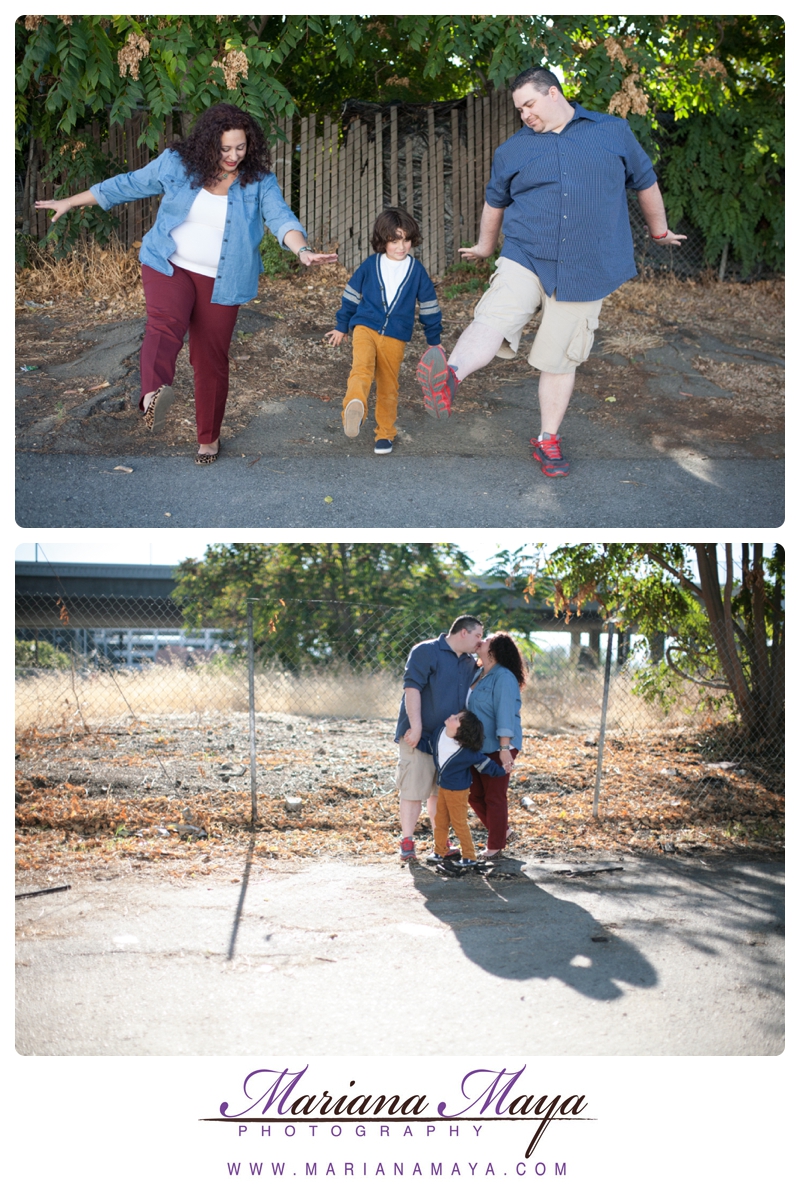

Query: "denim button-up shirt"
<box><xmin>485</xmin><ymin>103</ymin><xmax>657</xmax><ymax>301</ymax></box>
<box><xmin>395</xmin><ymin>635</ymin><xmax>478</xmax><ymax>741</ymax></box>
<box><xmin>466</xmin><ymin>665</ymin><xmax>523</xmax><ymax>753</ymax></box>
<box><xmin>90</xmin><ymin>149</ymin><xmax>305</xmax><ymax>306</ymax></box>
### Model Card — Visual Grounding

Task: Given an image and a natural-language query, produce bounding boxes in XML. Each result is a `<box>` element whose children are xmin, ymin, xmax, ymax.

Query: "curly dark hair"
<box><xmin>487</xmin><ymin>632</ymin><xmax>527</xmax><ymax>689</ymax></box>
<box><xmin>453</xmin><ymin>709</ymin><xmax>485</xmax><ymax>753</ymax></box>
<box><xmin>173</xmin><ymin>103</ymin><xmax>271</xmax><ymax>188</ymax></box>
<box><xmin>371</xmin><ymin>208</ymin><xmax>421</xmax><ymax>253</ymax></box>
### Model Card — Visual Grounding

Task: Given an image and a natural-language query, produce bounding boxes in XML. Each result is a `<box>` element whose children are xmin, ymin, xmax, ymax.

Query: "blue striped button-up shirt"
<box><xmin>485</xmin><ymin>103</ymin><xmax>657</xmax><ymax>302</ymax></box>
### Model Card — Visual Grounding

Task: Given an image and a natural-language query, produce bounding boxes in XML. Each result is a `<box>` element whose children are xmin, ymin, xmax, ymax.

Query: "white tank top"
<box><xmin>169</xmin><ymin>188</ymin><xmax>228</xmax><ymax>278</ymax></box>
<box><xmin>379</xmin><ymin>254</ymin><xmax>412</xmax><ymax>306</ymax></box>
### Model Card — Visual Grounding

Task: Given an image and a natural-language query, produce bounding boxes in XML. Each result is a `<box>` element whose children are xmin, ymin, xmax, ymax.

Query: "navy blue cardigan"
<box><xmin>420</xmin><ymin>726</ymin><xmax>506</xmax><ymax>791</ymax></box>
<box><xmin>334</xmin><ymin>254</ymin><xmax>442</xmax><ymax>344</ymax></box>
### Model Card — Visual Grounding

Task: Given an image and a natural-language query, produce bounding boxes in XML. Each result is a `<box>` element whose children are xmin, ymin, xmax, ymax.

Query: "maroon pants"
<box><xmin>140</xmin><ymin>264</ymin><xmax>239</xmax><ymax>443</ymax></box>
<box><xmin>469</xmin><ymin>748</ymin><xmax>518</xmax><ymax>852</ymax></box>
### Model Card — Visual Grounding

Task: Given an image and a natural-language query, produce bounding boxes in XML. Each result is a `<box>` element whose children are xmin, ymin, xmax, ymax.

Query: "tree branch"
<box><xmin>644</xmin><ymin>548</ymin><xmax>703</xmax><ymax>600</ymax></box>
<box><xmin>664</xmin><ymin>646</ymin><xmax>731</xmax><ymax>690</ymax></box>
<box><xmin>248</xmin><ymin>17</ymin><xmax>271</xmax><ymax>40</ymax></box>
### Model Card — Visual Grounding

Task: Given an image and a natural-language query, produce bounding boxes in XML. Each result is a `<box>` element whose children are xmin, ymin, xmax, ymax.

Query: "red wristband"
<box><xmin>651</xmin><ymin>230</ymin><xmax>669</xmax><ymax>240</ymax></box>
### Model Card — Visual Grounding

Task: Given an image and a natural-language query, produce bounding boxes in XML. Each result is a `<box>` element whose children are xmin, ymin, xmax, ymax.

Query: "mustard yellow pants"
<box><xmin>433</xmin><ymin>785</ymin><xmax>477</xmax><ymax>861</ymax></box>
<box><xmin>342</xmin><ymin>324</ymin><xmax>406</xmax><ymax>442</ymax></box>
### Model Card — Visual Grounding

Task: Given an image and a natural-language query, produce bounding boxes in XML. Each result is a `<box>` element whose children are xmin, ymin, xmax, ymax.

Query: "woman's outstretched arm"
<box><xmin>35</xmin><ymin>191</ymin><xmax>99</xmax><ymax>223</ymax></box>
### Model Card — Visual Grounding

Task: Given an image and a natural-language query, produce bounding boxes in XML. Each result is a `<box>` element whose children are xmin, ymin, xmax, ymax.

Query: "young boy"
<box><xmin>324</xmin><ymin>208</ymin><xmax>442</xmax><ymax>454</ymax></box>
<box><xmin>425</xmin><ymin>710</ymin><xmax>507</xmax><ymax>870</ymax></box>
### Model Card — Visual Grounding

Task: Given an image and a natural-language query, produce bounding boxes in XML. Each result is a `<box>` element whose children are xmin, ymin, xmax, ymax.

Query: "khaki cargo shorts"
<box><xmin>473</xmin><ymin>256</ymin><xmax>603</xmax><ymax>374</ymax></box>
<box><xmin>396</xmin><ymin>738</ymin><xmax>437</xmax><ymax>802</ymax></box>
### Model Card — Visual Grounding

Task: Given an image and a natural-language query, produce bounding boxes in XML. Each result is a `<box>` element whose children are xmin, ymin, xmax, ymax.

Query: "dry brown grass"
<box><xmin>16</xmin><ymin>242</ymin><xmax>785</xmax><ymax>351</ymax></box>
<box><xmin>14</xmin><ymin>719</ymin><xmax>784</xmax><ymax>882</ymax></box>
<box><xmin>15</xmin><ymin>661</ymin><xmax>715</xmax><ymax>736</ymax></box>
<box><xmin>691</xmin><ymin>356</ymin><xmax>784</xmax><ymax>418</ymax></box>
<box><xmin>604</xmin><ymin>274</ymin><xmax>784</xmax><ymax>352</ymax></box>
<box><xmin>599</xmin><ymin>329</ymin><xmax>667</xmax><ymax>356</ymax></box>
<box><xmin>16</xmin><ymin>240</ymin><xmax>144</xmax><ymax>314</ymax></box>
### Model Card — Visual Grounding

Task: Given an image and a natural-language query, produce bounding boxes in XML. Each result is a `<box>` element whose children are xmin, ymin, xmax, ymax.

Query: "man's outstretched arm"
<box><xmin>458</xmin><ymin>203</ymin><xmax>505</xmax><ymax>262</ymax></box>
<box><xmin>636</xmin><ymin>182</ymin><xmax>686</xmax><ymax>247</ymax></box>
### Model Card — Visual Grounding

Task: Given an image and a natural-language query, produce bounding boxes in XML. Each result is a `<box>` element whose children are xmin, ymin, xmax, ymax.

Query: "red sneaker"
<box><xmin>399</xmin><ymin>836</ymin><xmax>417</xmax><ymax>862</ymax></box>
<box><xmin>416</xmin><ymin>345</ymin><xmax>457</xmax><ymax>418</ymax></box>
<box><xmin>531</xmin><ymin>433</ymin><xmax>570</xmax><ymax>477</ymax></box>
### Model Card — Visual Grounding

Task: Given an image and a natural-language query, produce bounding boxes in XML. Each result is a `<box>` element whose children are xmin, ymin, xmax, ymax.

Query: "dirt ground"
<box><xmin>15</xmin><ymin>712</ymin><xmax>784</xmax><ymax>890</ymax></box>
<box><xmin>15</xmin><ymin>251</ymin><xmax>784</xmax><ymax>460</ymax></box>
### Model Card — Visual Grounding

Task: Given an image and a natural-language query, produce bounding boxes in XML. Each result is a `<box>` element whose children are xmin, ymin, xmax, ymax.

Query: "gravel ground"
<box><xmin>16</xmin><ymin>264</ymin><xmax>784</xmax><ymax>461</ymax></box>
<box><xmin>16</xmin><ymin>712</ymin><xmax>784</xmax><ymax>887</ymax></box>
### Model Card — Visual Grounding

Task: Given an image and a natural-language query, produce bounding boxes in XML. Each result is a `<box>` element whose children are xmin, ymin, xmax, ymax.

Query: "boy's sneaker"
<box><xmin>399</xmin><ymin>836</ymin><xmax>417</xmax><ymax>862</ymax></box>
<box><xmin>450</xmin><ymin>857</ymin><xmax>481</xmax><ymax>871</ymax></box>
<box><xmin>416</xmin><ymin>345</ymin><xmax>458</xmax><ymax>418</ymax></box>
<box><xmin>530</xmin><ymin>433</ymin><xmax>570</xmax><ymax>477</ymax></box>
<box><xmin>426</xmin><ymin>849</ymin><xmax>460</xmax><ymax>865</ymax></box>
<box><xmin>374</xmin><ymin>438</ymin><xmax>393</xmax><ymax>454</ymax></box>
<box><xmin>343</xmin><ymin>398</ymin><xmax>365</xmax><ymax>438</ymax></box>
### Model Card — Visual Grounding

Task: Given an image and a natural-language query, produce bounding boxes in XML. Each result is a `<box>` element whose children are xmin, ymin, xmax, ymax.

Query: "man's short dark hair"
<box><xmin>372</xmin><ymin>207</ymin><xmax>421</xmax><ymax>253</ymax></box>
<box><xmin>448</xmin><ymin>615</ymin><xmax>484</xmax><ymax>636</ymax></box>
<box><xmin>510</xmin><ymin>66</ymin><xmax>564</xmax><ymax>96</ymax></box>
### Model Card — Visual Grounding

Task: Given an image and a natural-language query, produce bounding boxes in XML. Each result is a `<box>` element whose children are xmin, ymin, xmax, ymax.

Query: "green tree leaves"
<box><xmin>513</xmin><ymin>544</ymin><xmax>785</xmax><ymax>744</ymax></box>
<box><xmin>16</xmin><ymin>15</ymin><xmax>783</xmax><ymax>270</ymax></box>
<box><xmin>661</xmin><ymin>101</ymin><xmax>784</xmax><ymax>272</ymax></box>
<box><xmin>172</xmin><ymin>544</ymin><xmax>478</xmax><ymax>671</ymax></box>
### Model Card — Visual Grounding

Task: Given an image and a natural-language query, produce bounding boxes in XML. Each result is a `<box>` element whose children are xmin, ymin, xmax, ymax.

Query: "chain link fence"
<box><xmin>16</xmin><ymin>591</ymin><xmax>782</xmax><ymax>815</ymax></box>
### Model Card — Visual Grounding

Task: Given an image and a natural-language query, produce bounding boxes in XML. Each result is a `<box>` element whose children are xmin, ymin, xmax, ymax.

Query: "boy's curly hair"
<box><xmin>454</xmin><ymin>709</ymin><xmax>485</xmax><ymax>753</ymax></box>
<box><xmin>371</xmin><ymin>207</ymin><xmax>421</xmax><ymax>253</ymax></box>
<box><xmin>172</xmin><ymin>103</ymin><xmax>271</xmax><ymax>188</ymax></box>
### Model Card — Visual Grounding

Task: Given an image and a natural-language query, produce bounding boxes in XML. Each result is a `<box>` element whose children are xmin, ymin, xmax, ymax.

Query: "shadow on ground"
<box><xmin>411</xmin><ymin>859</ymin><xmax>657</xmax><ymax>999</ymax></box>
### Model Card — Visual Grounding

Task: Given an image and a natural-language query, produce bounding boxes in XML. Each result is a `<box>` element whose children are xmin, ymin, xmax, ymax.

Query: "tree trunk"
<box><xmin>21</xmin><ymin>138</ymin><xmax>39</xmax><ymax>236</ymax></box>
<box><xmin>694</xmin><ymin>545</ymin><xmax>757</xmax><ymax>734</ymax></box>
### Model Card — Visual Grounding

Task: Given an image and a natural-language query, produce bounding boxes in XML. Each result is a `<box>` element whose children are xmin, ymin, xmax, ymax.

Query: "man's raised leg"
<box><xmin>448</xmin><ymin>322</ymin><xmax>506</xmax><ymax>381</ymax></box>
<box><xmin>417</xmin><ymin>322</ymin><xmax>505</xmax><ymax>418</ymax></box>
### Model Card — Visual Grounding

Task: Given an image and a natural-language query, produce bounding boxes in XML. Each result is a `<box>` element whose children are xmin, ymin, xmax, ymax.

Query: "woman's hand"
<box><xmin>299</xmin><ymin>251</ymin><xmax>338</xmax><ymax>267</ymax></box>
<box><xmin>499</xmin><ymin>747</ymin><xmax>513</xmax><ymax>774</ymax></box>
<box><xmin>284</xmin><ymin>233</ymin><xmax>338</xmax><ymax>266</ymax></box>
<box><xmin>35</xmin><ymin>190</ymin><xmax>97</xmax><ymax>224</ymax></box>
<box><xmin>324</xmin><ymin>330</ymin><xmax>347</xmax><ymax>347</ymax></box>
<box><xmin>34</xmin><ymin>197</ymin><xmax>74</xmax><ymax>224</ymax></box>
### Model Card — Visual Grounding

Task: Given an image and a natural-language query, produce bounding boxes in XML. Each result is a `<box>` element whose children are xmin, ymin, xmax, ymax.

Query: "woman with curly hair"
<box><xmin>36</xmin><ymin>102</ymin><xmax>336</xmax><ymax>463</ymax></box>
<box><xmin>466</xmin><ymin>631</ymin><xmax>527</xmax><ymax>858</ymax></box>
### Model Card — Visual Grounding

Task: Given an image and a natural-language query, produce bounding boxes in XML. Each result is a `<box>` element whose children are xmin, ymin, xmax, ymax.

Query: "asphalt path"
<box><xmin>15</xmin><ymin>854</ymin><xmax>784</xmax><ymax>1056</ymax></box>
<box><xmin>14</xmin><ymin>451</ymin><xmax>784</xmax><ymax>529</ymax></box>
<box><xmin>16</xmin><ymin>312</ymin><xmax>783</xmax><ymax>528</ymax></box>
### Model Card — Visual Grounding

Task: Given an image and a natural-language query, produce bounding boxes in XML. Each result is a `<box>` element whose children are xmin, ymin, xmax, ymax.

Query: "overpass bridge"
<box><xmin>15</xmin><ymin>562</ymin><xmax>221</xmax><ymax>665</ymax></box>
<box><xmin>15</xmin><ymin>561</ymin><xmax>650</xmax><ymax>666</ymax></box>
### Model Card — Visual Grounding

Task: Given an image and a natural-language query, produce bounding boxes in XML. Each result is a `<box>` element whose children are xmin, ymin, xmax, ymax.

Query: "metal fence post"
<box><xmin>592</xmin><ymin>623</ymin><xmax>615</xmax><ymax>818</ymax></box>
<box><xmin>247</xmin><ymin>601</ymin><xmax>258</xmax><ymax>828</ymax></box>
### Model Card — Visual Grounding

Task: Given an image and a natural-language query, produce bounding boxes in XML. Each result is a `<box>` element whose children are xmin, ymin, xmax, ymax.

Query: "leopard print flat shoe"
<box><xmin>142</xmin><ymin>384</ymin><xmax>175</xmax><ymax>433</ymax></box>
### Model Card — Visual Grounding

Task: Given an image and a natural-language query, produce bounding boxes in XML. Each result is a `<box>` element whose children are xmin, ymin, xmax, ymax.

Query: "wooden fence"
<box><xmin>285</xmin><ymin>92</ymin><xmax>520</xmax><ymax>273</ymax></box>
<box><xmin>25</xmin><ymin>90</ymin><xmax>706</xmax><ymax>277</ymax></box>
<box><xmin>26</xmin><ymin>91</ymin><xmax>520</xmax><ymax>276</ymax></box>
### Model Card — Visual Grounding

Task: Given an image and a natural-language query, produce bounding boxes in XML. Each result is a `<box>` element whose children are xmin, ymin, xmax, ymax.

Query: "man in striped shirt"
<box><xmin>416</xmin><ymin>66</ymin><xmax>685</xmax><ymax>477</ymax></box>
